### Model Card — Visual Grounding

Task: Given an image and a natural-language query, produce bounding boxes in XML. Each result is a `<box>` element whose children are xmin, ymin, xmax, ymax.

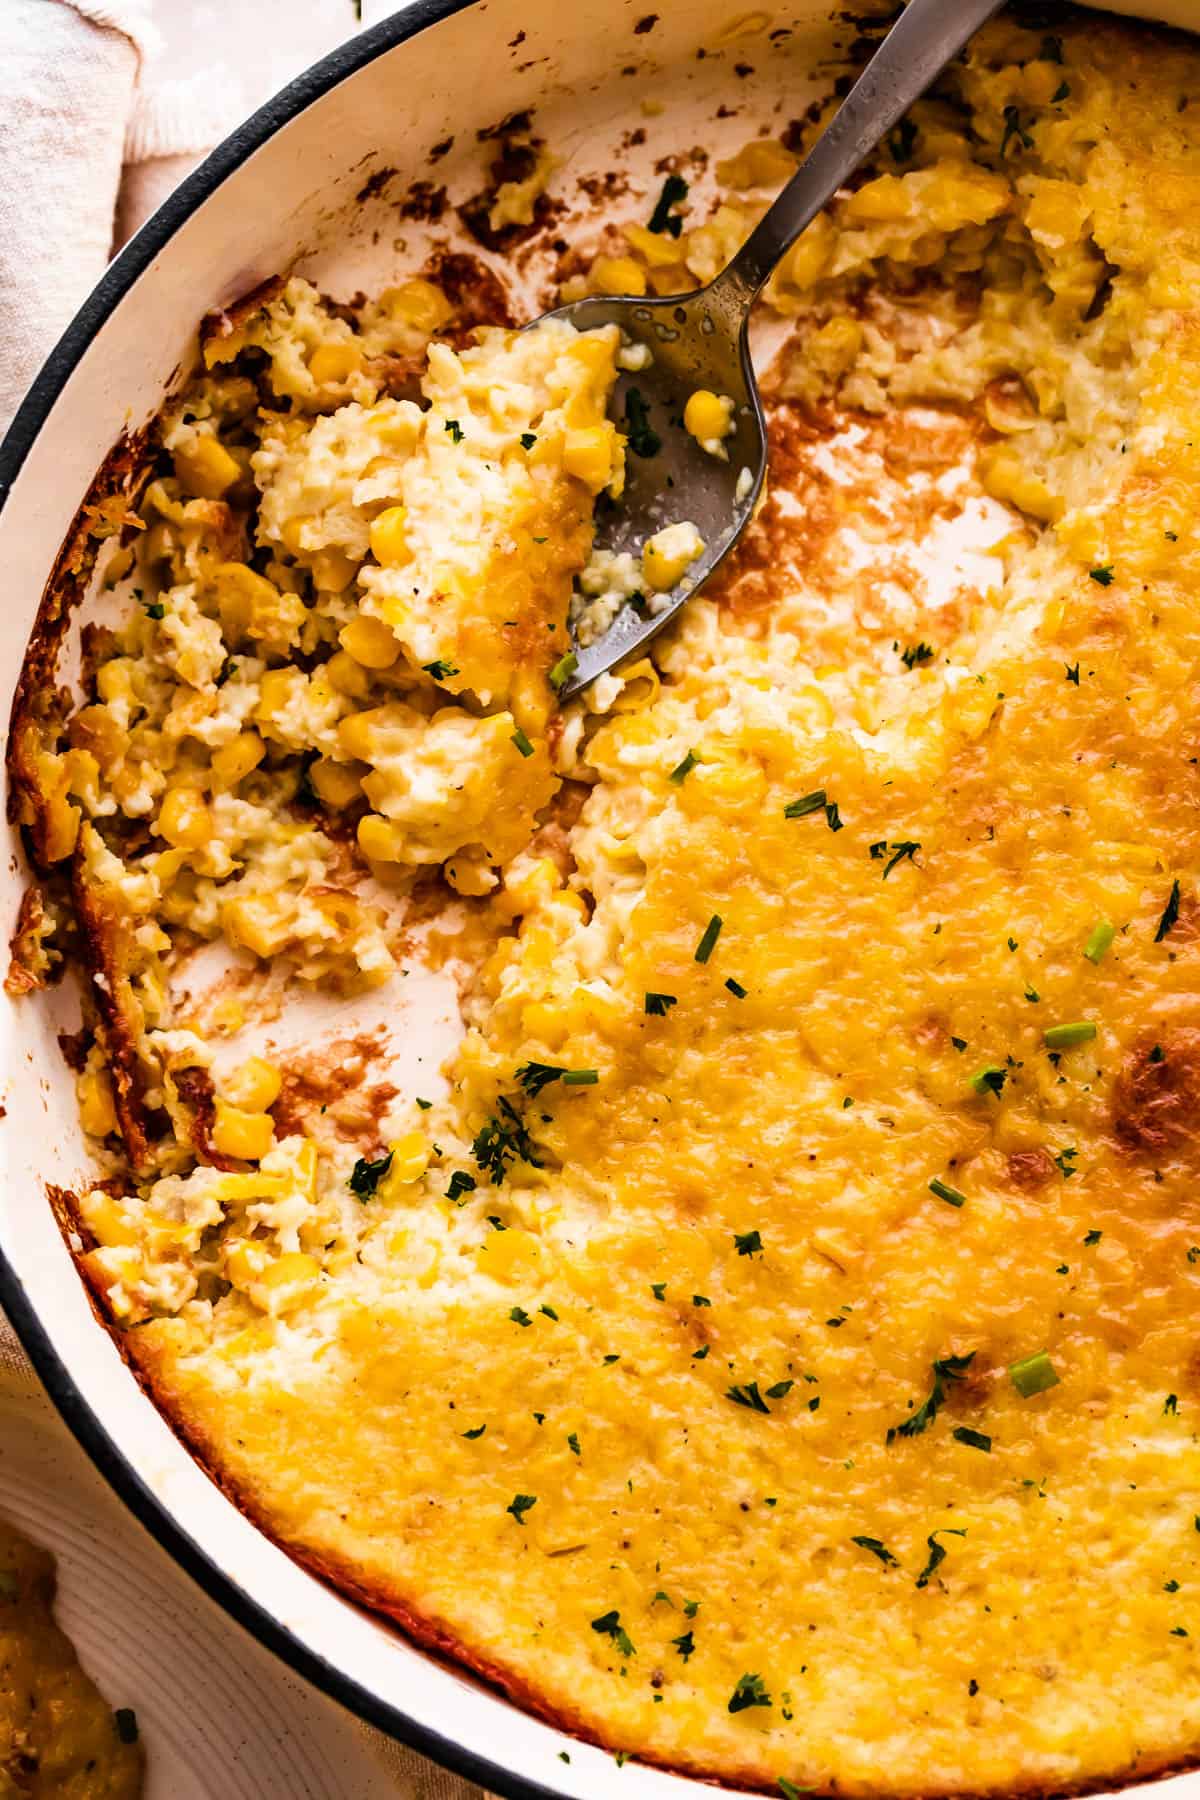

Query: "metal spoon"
<box><xmin>546</xmin><ymin>0</ymin><xmax>1004</xmax><ymax>701</ymax></box>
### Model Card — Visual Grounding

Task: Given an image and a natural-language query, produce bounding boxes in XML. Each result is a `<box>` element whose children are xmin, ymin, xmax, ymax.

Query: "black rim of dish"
<box><xmin>0</xmin><ymin>6</ymin><xmax>578</xmax><ymax>1796</ymax></box>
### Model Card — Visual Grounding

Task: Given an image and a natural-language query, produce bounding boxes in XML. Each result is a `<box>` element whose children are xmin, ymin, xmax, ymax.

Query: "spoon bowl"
<box><xmin>545</xmin><ymin>288</ymin><xmax>766</xmax><ymax>701</ymax></box>
<box><xmin>548</xmin><ymin>0</ymin><xmax>1006</xmax><ymax>697</ymax></box>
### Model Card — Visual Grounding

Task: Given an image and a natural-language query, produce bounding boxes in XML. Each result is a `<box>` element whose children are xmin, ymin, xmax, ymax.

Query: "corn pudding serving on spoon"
<box><xmin>549</xmin><ymin>0</ymin><xmax>1004</xmax><ymax>700</ymax></box>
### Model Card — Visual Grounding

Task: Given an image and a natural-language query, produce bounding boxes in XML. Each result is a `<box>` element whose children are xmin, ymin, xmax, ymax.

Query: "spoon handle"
<box><xmin>713</xmin><ymin>0</ymin><xmax>1007</xmax><ymax>310</ymax></box>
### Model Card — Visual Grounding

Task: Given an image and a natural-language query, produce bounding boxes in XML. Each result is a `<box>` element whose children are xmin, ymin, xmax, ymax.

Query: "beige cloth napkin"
<box><xmin>0</xmin><ymin>4</ymin><xmax>488</xmax><ymax>1795</ymax></box>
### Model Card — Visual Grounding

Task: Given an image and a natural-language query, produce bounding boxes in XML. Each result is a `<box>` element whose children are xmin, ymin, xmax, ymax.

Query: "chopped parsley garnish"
<box><xmin>684</xmin><ymin>1598</ymin><xmax>700</xmax><ymax>1617</ymax></box>
<box><xmin>870</xmin><ymin>839</ymin><xmax>921</xmax><ymax>878</ymax></box>
<box><xmin>851</xmin><ymin>1535</ymin><xmax>900</xmax><ymax>1567</ymax></box>
<box><xmin>506</xmin><ymin>1493</ymin><xmax>537</xmax><ymax>1525</ymax></box>
<box><xmin>727</xmin><ymin>1381</ymin><xmax>770</xmax><ymax>1414</ymax></box>
<box><xmin>692</xmin><ymin>1345</ymin><xmax>710</xmax><ymax>1360</ymax></box>
<box><xmin>549</xmin><ymin>650</ymin><xmax>578</xmax><ymax>693</ymax></box>
<box><xmin>510</xmin><ymin>726</ymin><xmax>535</xmax><ymax>758</ymax></box>
<box><xmin>952</xmin><ymin>1426</ymin><xmax>992</xmax><ymax>1453</ymax></box>
<box><xmin>515</xmin><ymin>1061</ymin><xmax>566</xmax><ymax>1097</ymax></box>
<box><xmin>472</xmin><ymin>1095</ymin><xmax>542</xmax><ymax>1182</ymax></box>
<box><xmin>510</xmin><ymin>1306</ymin><xmax>532</xmax><ymax>1327</ymax></box>
<box><xmin>1165</xmin><ymin>1393</ymin><xmax>1179</xmax><ymax>1416</ymax></box>
<box><xmin>423</xmin><ymin>659</ymin><xmax>459</xmax><ymax>679</ymax></box>
<box><xmin>728</xmin><ymin>1672</ymin><xmax>772</xmax><ymax>1713</ymax></box>
<box><xmin>1065</xmin><ymin>662</ymin><xmax>1080</xmax><ymax>685</ymax></box>
<box><xmin>520</xmin><ymin>432</ymin><xmax>537</xmax><ymax>449</ymax></box>
<box><xmin>1083</xmin><ymin>1228</ymin><xmax>1102</xmax><ymax>1245</ymax></box>
<box><xmin>1001</xmin><ymin>106</ymin><xmax>1034</xmax><ymax>153</ymax></box>
<box><xmin>725</xmin><ymin>977</ymin><xmax>748</xmax><ymax>998</ymax></box>
<box><xmin>114</xmin><ymin>1709</ymin><xmax>139</xmax><ymax>1745</ymax></box>
<box><xmin>671</xmin><ymin>1628</ymin><xmax>696</xmax><ymax>1661</ymax></box>
<box><xmin>765</xmin><ymin>1379</ymin><xmax>794</xmax><ymax>1400</ymax></box>
<box><xmin>824</xmin><ymin>800</ymin><xmax>844</xmax><ymax>832</ymax></box>
<box><xmin>779</xmin><ymin>1782</ymin><xmax>810</xmax><ymax>1800</ymax></box>
<box><xmin>916</xmin><ymin>1527</ymin><xmax>966</xmax><ymax>1589</ymax></box>
<box><xmin>784</xmin><ymin>789</ymin><xmax>826</xmax><ymax>819</ymax></box>
<box><xmin>348</xmin><ymin>1150</ymin><xmax>392</xmax><ymax>1199</ymax></box>
<box><xmin>693</xmin><ymin>1294</ymin><xmax>711</xmax><ymax>1307</ymax></box>
<box><xmin>624</xmin><ymin>386</ymin><xmax>662</xmax><ymax>458</ymax></box>
<box><xmin>887</xmin><ymin>1351</ymin><xmax>975</xmax><ymax>1443</ymax></box>
<box><xmin>591</xmin><ymin>1609</ymin><xmax>636</xmax><ymax>1656</ymax></box>
<box><xmin>1084</xmin><ymin>919</ymin><xmax>1115</xmax><ymax>964</ymax></box>
<box><xmin>416</xmin><ymin>1096</ymin><xmax>433</xmax><ymax>1110</ymax></box>
<box><xmin>463</xmin><ymin>1424</ymin><xmax>487</xmax><ymax>1439</ymax></box>
<box><xmin>900</xmin><ymin>641</ymin><xmax>934</xmax><ymax>670</ymax></box>
<box><xmin>1088</xmin><ymin>564</ymin><xmax>1114</xmax><ymax>586</ymax></box>
<box><xmin>515</xmin><ymin>1061</ymin><xmax>596</xmax><ymax>1094</ymax></box>
<box><xmin>734</xmin><ymin>1229</ymin><xmax>763</xmax><ymax>1256</ymax></box>
<box><xmin>142</xmin><ymin>599</ymin><xmax>165</xmax><ymax>621</ymax></box>
<box><xmin>694</xmin><ymin>914</ymin><xmax>723</xmax><ymax>963</ymax></box>
<box><xmin>446</xmin><ymin>1170</ymin><xmax>476</xmax><ymax>1202</ymax></box>
<box><xmin>1054</xmin><ymin>1147</ymin><xmax>1079</xmax><ymax>1179</ymax></box>
<box><xmin>567</xmin><ymin>1431</ymin><xmax>581</xmax><ymax>1454</ymax></box>
<box><xmin>647</xmin><ymin>172</ymin><xmax>689</xmax><ymax>237</ymax></box>
<box><xmin>1156</xmin><ymin>878</ymin><xmax>1182</xmax><ymax>943</ymax></box>
<box><xmin>971</xmin><ymin>1065</ymin><xmax>1007</xmax><ymax>1097</ymax></box>
<box><xmin>645</xmin><ymin>991</ymin><xmax>677</xmax><ymax>1015</ymax></box>
<box><xmin>1043</xmin><ymin>1020</ymin><xmax>1096</xmax><ymax>1050</ymax></box>
<box><xmin>929</xmin><ymin>1177</ymin><xmax>966</xmax><ymax>1209</ymax></box>
<box><xmin>669</xmin><ymin>749</ymin><xmax>699</xmax><ymax>784</ymax></box>
<box><xmin>1009</xmin><ymin>1349</ymin><xmax>1059</xmax><ymax>1398</ymax></box>
<box><xmin>1151</xmin><ymin>1043</ymin><xmax>1166</xmax><ymax>1063</ymax></box>
<box><xmin>444</xmin><ymin>418</ymin><xmax>464</xmax><ymax>442</ymax></box>
<box><xmin>651</xmin><ymin>1281</ymin><xmax>666</xmax><ymax>1300</ymax></box>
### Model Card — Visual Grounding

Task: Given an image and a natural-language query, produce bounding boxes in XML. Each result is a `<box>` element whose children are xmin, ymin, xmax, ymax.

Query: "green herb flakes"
<box><xmin>591</xmin><ymin>1609</ymin><xmax>636</xmax><ymax>1656</ymax></box>
<box><xmin>694</xmin><ymin>914</ymin><xmax>723</xmax><ymax>963</ymax></box>
<box><xmin>348</xmin><ymin>1151</ymin><xmax>392</xmax><ymax>1199</ymax></box>
<box><xmin>728</xmin><ymin>1672</ymin><xmax>772</xmax><ymax>1713</ymax></box>
<box><xmin>1009</xmin><ymin>1350</ymin><xmax>1059</xmax><ymax>1398</ymax></box>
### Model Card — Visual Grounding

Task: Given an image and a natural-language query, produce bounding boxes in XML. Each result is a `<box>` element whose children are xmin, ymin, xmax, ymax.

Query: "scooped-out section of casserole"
<box><xmin>11</xmin><ymin>9</ymin><xmax>1200</xmax><ymax>1795</ymax></box>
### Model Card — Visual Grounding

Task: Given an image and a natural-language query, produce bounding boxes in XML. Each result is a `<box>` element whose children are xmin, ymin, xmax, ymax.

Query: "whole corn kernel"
<box><xmin>309</xmin><ymin>757</ymin><xmax>363</xmax><ymax>809</ymax></box>
<box><xmin>590</xmin><ymin>255</ymin><xmax>647</xmax><ymax>296</ymax></box>
<box><xmin>157</xmin><ymin>786</ymin><xmax>212</xmax><ymax>850</ymax></box>
<box><xmin>358</xmin><ymin>812</ymin><xmax>405</xmax><ymax>863</ymax></box>
<box><xmin>326</xmin><ymin>650</ymin><xmax>371</xmax><ymax>701</ymax></box>
<box><xmin>563</xmin><ymin>427</ymin><xmax>614</xmax><ymax>492</ymax></box>
<box><xmin>369</xmin><ymin>505</ymin><xmax>410</xmax><ymax>566</ymax></box>
<box><xmin>82</xmin><ymin>1190</ymin><xmax>137</xmax><ymax>1248</ymax></box>
<box><xmin>683</xmin><ymin>389</ymin><xmax>735</xmax><ymax>450</ymax></box>
<box><xmin>279</xmin><ymin>514</ymin><xmax>312</xmax><ymax>556</ymax></box>
<box><xmin>172</xmin><ymin>434</ymin><xmax>241</xmax><ymax>500</ymax></box>
<box><xmin>211</xmin><ymin>731</ymin><xmax>265</xmax><ymax>791</ymax></box>
<box><xmin>642</xmin><ymin>520</ymin><xmax>705</xmax><ymax>591</ymax></box>
<box><xmin>224</xmin><ymin>1056</ymin><xmax>282</xmax><ymax>1112</ymax></box>
<box><xmin>77</xmin><ymin>1069</ymin><xmax>118</xmax><ymax>1137</ymax></box>
<box><xmin>212</xmin><ymin>1101</ymin><xmax>275</xmax><ymax>1162</ymax></box>
<box><xmin>340</xmin><ymin>614</ymin><xmax>400</xmax><ymax>669</ymax></box>
<box><xmin>308</xmin><ymin>340</ymin><xmax>362</xmax><ymax>386</ymax></box>
<box><xmin>311</xmin><ymin>547</ymin><xmax>358</xmax><ymax>592</ymax></box>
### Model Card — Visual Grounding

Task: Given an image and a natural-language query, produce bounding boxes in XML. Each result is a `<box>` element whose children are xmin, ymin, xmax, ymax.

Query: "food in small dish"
<box><xmin>0</xmin><ymin>1516</ymin><xmax>143</xmax><ymax>1796</ymax></box>
<box><xmin>11</xmin><ymin>10</ymin><xmax>1200</xmax><ymax>1795</ymax></box>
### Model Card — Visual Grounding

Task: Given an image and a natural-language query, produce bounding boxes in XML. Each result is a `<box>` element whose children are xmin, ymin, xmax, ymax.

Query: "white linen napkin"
<box><xmin>0</xmin><ymin>5</ymin><xmax>489</xmax><ymax>1795</ymax></box>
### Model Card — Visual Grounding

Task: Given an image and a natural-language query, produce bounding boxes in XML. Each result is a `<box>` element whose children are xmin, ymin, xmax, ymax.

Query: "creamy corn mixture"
<box><xmin>13</xmin><ymin>11</ymin><xmax>1200</xmax><ymax>1795</ymax></box>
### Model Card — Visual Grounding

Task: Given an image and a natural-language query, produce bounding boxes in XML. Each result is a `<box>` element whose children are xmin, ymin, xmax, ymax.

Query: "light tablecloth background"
<box><xmin>0</xmin><ymin>2</ymin><xmax>488</xmax><ymax>1794</ymax></box>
